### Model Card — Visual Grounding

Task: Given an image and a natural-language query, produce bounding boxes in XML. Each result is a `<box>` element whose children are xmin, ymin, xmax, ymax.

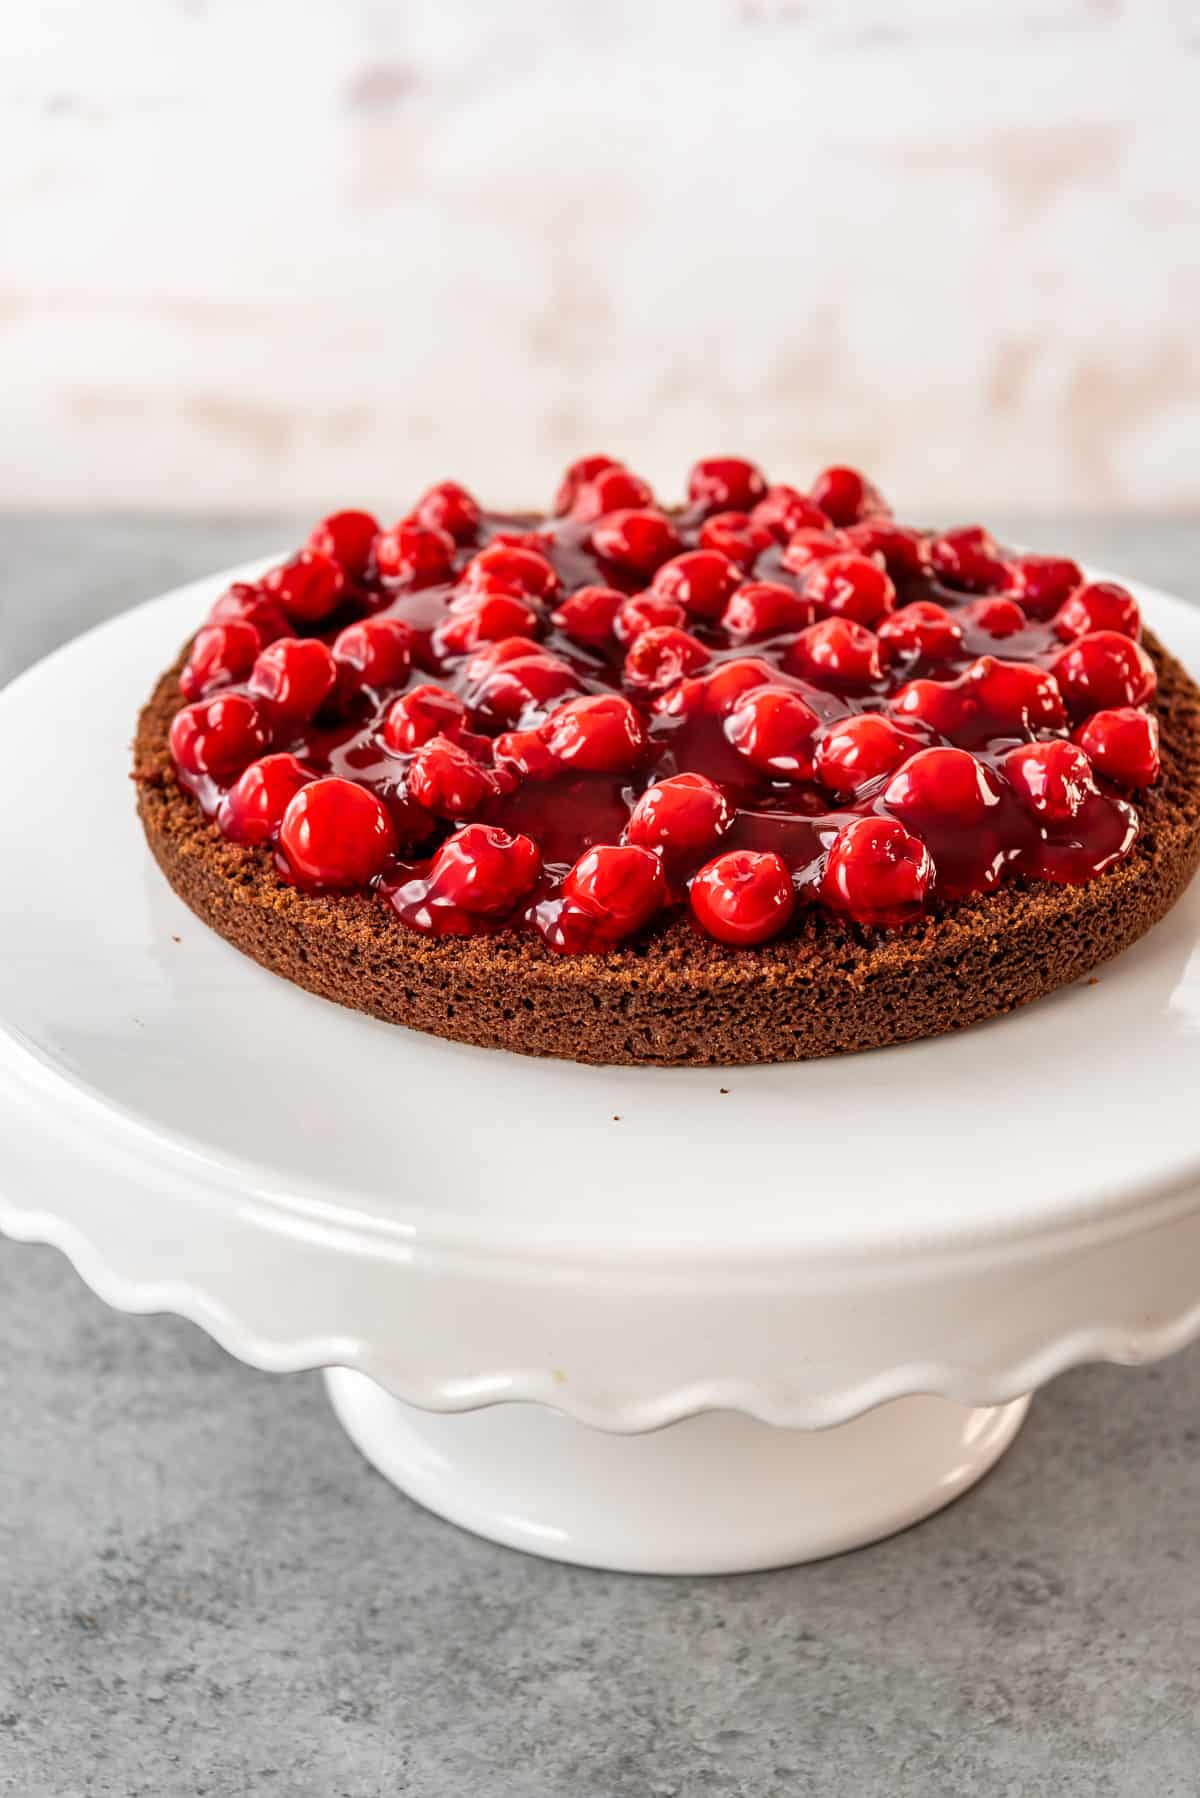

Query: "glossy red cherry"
<box><xmin>682</xmin><ymin>657</ymin><xmax>777</xmax><ymax>719</ymax></box>
<box><xmin>721</xmin><ymin>580</ymin><xmax>817</xmax><ymax>638</ymax></box>
<box><xmin>249</xmin><ymin>637</ymin><xmax>338</xmax><ymax>721</ymax></box>
<box><xmin>332</xmin><ymin>617</ymin><xmax>413</xmax><ymax>694</ymax></box>
<box><xmin>624</xmin><ymin>625</ymin><xmax>710</xmax><ymax>693</ymax></box>
<box><xmin>462</xmin><ymin>541</ymin><xmax>559</xmax><ymax>599</ymax></box>
<box><xmin>964</xmin><ymin>596</ymin><xmax>1026</xmax><ymax>639</ymax></box>
<box><xmin>437</xmin><ymin>589</ymin><xmax>542</xmax><ymax>656</ymax></box>
<box><xmin>553</xmin><ymin>454</ymin><xmax>621</xmax><ymax>515</ymax></box>
<box><xmin>262</xmin><ymin>550</ymin><xmax>346</xmax><ymax>623</ymax></box>
<box><xmin>169</xmin><ymin>693</ymin><xmax>270</xmax><ymax>778</ymax></box>
<box><xmin>613</xmin><ymin>593</ymin><xmax>688</xmax><ymax>645</ymax></box>
<box><xmin>570</xmin><ymin>466</ymin><xmax>655</xmax><ymax>523</ymax></box>
<box><xmin>1052</xmin><ymin>631</ymin><xmax>1156</xmax><ymax>715</ymax></box>
<box><xmin>786</xmin><ymin>617</ymin><xmax>883</xmax><ymax>687</ymax></box>
<box><xmin>1003</xmin><ymin>740</ymin><xmax>1097</xmax><ymax>823</ymax></box>
<box><xmin>408</xmin><ymin>735</ymin><xmax>497</xmax><ymax>819</ymax></box>
<box><xmin>217</xmin><ymin>753</ymin><xmax>315</xmax><ymax>846</ymax></box>
<box><xmin>493</xmin><ymin>726</ymin><xmax>561</xmax><ymax>782</ymax></box>
<box><xmin>1073</xmin><ymin>707</ymin><xmax>1160</xmax><ymax>789</ymax></box>
<box><xmin>884</xmin><ymin>745</ymin><xmax>1000</xmax><ymax>827</ymax></box>
<box><xmin>804</xmin><ymin>553</ymin><xmax>896</xmax><ymax>625</ymax></box>
<box><xmin>697</xmin><ymin>511</ymin><xmax>772</xmax><ymax>570</ymax></box>
<box><xmin>626</xmin><ymin>773</ymin><xmax>732</xmax><ymax>861</ymax></box>
<box><xmin>844</xmin><ymin>519</ymin><xmax>930</xmax><ymax>576</ymax></box>
<box><xmin>375</xmin><ymin>521</ymin><xmax>457</xmax><ymax>586</ymax></box>
<box><xmin>307</xmin><ymin>509</ymin><xmax>380</xmax><ymax>579</ymax></box>
<box><xmin>877</xmin><ymin>600</ymin><xmax>964</xmax><ymax>665</ymax></box>
<box><xmin>690</xmin><ymin>850</ymin><xmax>795</xmax><ymax>946</ymax></box>
<box><xmin>591</xmin><ymin>507</ymin><xmax>681</xmax><ymax>574</ymax></box>
<box><xmin>750</xmin><ymin>486</ymin><xmax>828</xmax><ymax>542</ymax></box>
<box><xmin>428</xmin><ymin>823</ymin><xmax>541</xmax><ymax>915</ymax></box>
<box><xmin>413</xmin><ymin>480</ymin><xmax>481</xmax><ymax>544</ymax></box>
<box><xmin>686</xmin><ymin>456</ymin><xmax>767</xmax><ymax>514</ymax></box>
<box><xmin>928</xmin><ymin>525</ymin><xmax>1008</xmax><ymax>593</ymax></box>
<box><xmin>650</xmin><ymin>549</ymin><xmax>740</xmax><ymax>619</ymax></box>
<box><xmin>1054</xmin><ymin>580</ymin><xmax>1141</xmax><ymax>642</ymax></box>
<box><xmin>469</xmin><ymin>649</ymin><xmax>580</xmax><ymax>726</ymax></box>
<box><xmin>821</xmin><ymin>816</ymin><xmax>931</xmax><ymax>926</ymax></box>
<box><xmin>889</xmin><ymin>675</ymin><xmax>964</xmax><ymax>739</ymax></box>
<box><xmin>560</xmin><ymin>844</ymin><xmax>666</xmax><ymax>945</ymax></box>
<box><xmin>208</xmin><ymin>583</ymin><xmax>294</xmax><ymax>645</ymax></box>
<box><xmin>384</xmin><ymin>684</ymin><xmax>468</xmax><ymax>752</ymax></box>
<box><xmin>809</xmin><ymin>465</ymin><xmax>887</xmax><ymax>527</ymax></box>
<box><xmin>814</xmin><ymin>714</ymin><xmax>924</xmax><ymax>797</ymax></box>
<box><xmin>967</xmin><ymin>656</ymin><xmax>1068</xmax><ymax>735</ymax></box>
<box><xmin>725</xmin><ymin>685</ymin><xmax>819</xmax><ymax>776</ymax></box>
<box><xmin>278</xmin><ymin>777</ymin><xmax>396</xmax><ymax>889</ymax></box>
<box><xmin>549</xmin><ymin>584</ymin><xmax>625</xmax><ymax>645</ymax></box>
<box><xmin>1002</xmin><ymin>553</ymin><xmax>1083</xmax><ymax>620</ymax></box>
<box><xmin>780</xmin><ymin>527</ymin><xmax>850</xmax><ymax>574</ymax></box>
<box><xmin>180</xmin><ymin>620</ymin><xmax>263</xmax><ymax>701</ymax></box>
<box><xmin>542</xmin><ymin>694</ymin><xmax>649</xmax><ymax>773</ymax></box>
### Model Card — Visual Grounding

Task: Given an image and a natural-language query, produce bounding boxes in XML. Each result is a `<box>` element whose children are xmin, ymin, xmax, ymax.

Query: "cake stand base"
<box><xmin>325</xmin><ymin>1369</ymin><xmax>1031</xmax><ymax>1574</ymax></box>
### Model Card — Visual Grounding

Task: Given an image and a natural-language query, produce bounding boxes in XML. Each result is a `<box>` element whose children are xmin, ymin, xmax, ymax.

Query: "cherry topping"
<box><xmin>780</xmin><ymin>527</ymin><xmax>850</xmax><ymax>574</ymax></box>
<box><xmin>550</xmin><ymin>584</ymin><xmax>625</xmax><ymax>646</ymax></box>
<box><xmin>722</xmin><ymin>580</ymin><xmax>817</xmax><ymax>638</ymax></box>
<box><xmin>844</xmin><ymin>519</ymin><xmax>930</xmax><ymax>576</ymax></box>
<box><xmin>650</xmin><ymin>549</ymin><xmax>740</xmax><ymax>620</ymax></box>
<box><xmin>750</xmin><ymin>486</ymin><xmax>828</xmax><ymax>542</ymax></box>
<box><xmin>553</xmin><ymin>454</ymin><xmax>621</xmax><ymax>516</ymax></box>
<box><xmin>928</xmin><ymin>525</ymin><xmax>1008</xmax><ymax>593</ymax></box>
<box><xmin>437</xmin><ymin>590</ymin><xmax>542</xmax><ymax>656</ymax></box>
<box><xmin>558</xmin><ymin>844</ymin><xmax>666</xmax><ymax>947</ymax></box>
<box><xmin>180</xmin><ymin>621</ymin><xmax>263</xmax><ymax>701</ymax></box>
<box><xmin>809</xmin><ymin>465</ymin><xmax>888</xmax><ymax>527</ymax></box>
<box><xmin>884</xmin><ymin>745</ymin><xmax>1001</xmax><ymax>828</ymax></box>
<box><xmin>814</xmin><ymin>714</ymin><xmax>924</xmax><ymax>797</ymax></box>
<box><xmin>384</xmin><ymin>684</ymin><xmax>468</xmax><ymax>752</ymax></box>
<box><xmin>1004</xmin><ymin>740</ymin><xmax>1097</xmax><ymax>823</ymax></box>
<box><xmin>967</xmin><ymin>656</ymin><xmax>1067</xmax><ymax>734</ymax></box>
<box><xmin>307</xmin><ymin>509</ymin><xmax>380</xmax><ymax>579</ymax></box>
<box><xmin>468</xmin><ymin>647</ymin><xmax>580</xmax><ymax>726</ymax></box>
<box><xmin>726</xmin><ymin>685</ymin><xmax>819</xmax><ymax>776</ymax></box>
<box><xmin>591</xmin><ymin>508</ymin><xmax>681</xmax><ymax>574</ymax></box>
<box><xmin>249</xmin><ymin>637</ymin><xmax>338</xmax><ymax>721</ymax></box>
<box><xmin>690</xmin><ymin>850</ymin><xmax>795</xmax><ymax>946</ymax></box>
<box><xmin>409</xmin><ymin>735</ymin><xmax>497</xmax><ymax>819</ymax></box>
<box><xmin>1074</xmin><ymin>707</ymin><xmax>1160</xmax><ymax>789</ymax></box>
<box><xmin>626</xmin><ymin>773</ymin><xmax>732</xmax><ymax>861</ymax></box>
<box><xmin>208</xmin><ymin>583</ymin><xmax>294</xmax><ymax>645</ymax></box>
<box><xmin>965</xmin><ymin>595</ymin><xmax>1027</xmax><ymax>639</ymax></box>
<box><xmin>1052</xmin><ymin>631</ymin><xmax>1156</xmax><ymax>715</ymax></box>
<box><xmin>218</xmin><ymin>753</ymin><xmax>315</xmax><ymax>846</ymax></box>
<box><xmin>624</xmin><ymin>625</ymin><xmax>710</xmax><ymax>693</ymax></box>
<box><xmin>427</xmin><ymin>823</ymin><xmax>541</xmax><ymax>916</ymax></box>
<box><xmin>375</xmin><ymin>521</ymin><xmax>457</xmax><ymax>586</ymax></box>
<box><xmin>804</xmin><ymin>553</ymin><xmax>897</xmax><ymax>626</ymax></box>
<box><xmin>542</xmin><ymin>694</ymin><xmax>649</xmax><ymax>773</ymax></box>
<box><xmin>1003</xmin><ymin>554</ymin><xmax>1083</xmax><ymax>620</ymax></box>
<box><xmin>413</xmin><ymin>480</ymin><xmax>481</xmax><ymax>544</ymax></box>
<box><xmin>278</xmin><ymin>777</ymin><xmax>396</xmax><ymax>890</ymax></box>
<box><xmin>786</xmin><ymin>617</ymin><xmax>883</xmax><ymax>687</ymax></box>
<box><xmin>822</xmin><ymin>816</ymin><xmax>932</xmax><ymax>926</ymax></box>
<box><xmin>1054</xmin><ymin>580</ymin><xmax>1141</xmax><ymax>642</ymax></box>
<box><xmin>463</xmin><ymin>542</ymin><xmax>559</xmax><ymax>598</ymax></box>
<box><xmin>877</xmin><ymin>600</ymin><xmax>964</xmax><ymax>664</ymax></box>
<box><xmin>332</xmin><ymin>617</ymin><xmax>413</xmax><ymax>694</ymax></box>
<box><xmin>687</xmin><ymin>457</ymin><xmax>767</xmax><ymax>515</ymax></box>
<box><xmin>697</xmin><ymin>511</ymin><xmax>772</xmax><ymax>569</ymax></box>
<box><xmin>613</xmin><ymin>593</ymin><xmax>688</xmax><ymax>645</ymax></box>
<box><xmin>262</xmin><ymin>550</ymin><xmax>346</xmax><ymax>623</ymax></box>
<box><xmin>169</xmin><ymin>693</ymin><xmax>270</xmax><ymax>779</ymax></box>
<box><xmin>570</xmin><ymin>466</ymin><xmax>655</xmax><ymax>523</ymax></box>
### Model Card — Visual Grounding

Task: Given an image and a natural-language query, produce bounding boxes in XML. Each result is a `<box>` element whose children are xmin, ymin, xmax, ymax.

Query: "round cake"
<box><xmin>134</xmin><ymin>456</ymin><xmax>1200</xmax><ymax>1066</ymax></box>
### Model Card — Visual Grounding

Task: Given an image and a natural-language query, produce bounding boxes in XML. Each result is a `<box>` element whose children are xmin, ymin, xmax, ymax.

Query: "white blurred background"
<box><xmin>4</xmin><ymin>0</ymin><xmax>1198</xmax><ymax>517</ymax></box>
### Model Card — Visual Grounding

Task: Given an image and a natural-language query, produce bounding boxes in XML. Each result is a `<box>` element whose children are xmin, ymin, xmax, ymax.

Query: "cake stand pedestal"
<box><xmin>2</xmin><ymin>564</ymin><xmax>1199</xmax><ymax>1574</ymax></box>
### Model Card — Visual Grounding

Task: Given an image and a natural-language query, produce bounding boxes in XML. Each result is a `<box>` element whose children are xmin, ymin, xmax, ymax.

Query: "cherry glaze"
<box><xmin>170</xmin><ymin>463</ymin><xmax>1156</xmax><ymax>952</ymax></box>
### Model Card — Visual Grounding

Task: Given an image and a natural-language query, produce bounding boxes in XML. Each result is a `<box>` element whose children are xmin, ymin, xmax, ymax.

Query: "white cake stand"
<box><xmin>2</xmin><ymin>563</ymin><xmax>1200</xmax><ymax>1574</ymax></box>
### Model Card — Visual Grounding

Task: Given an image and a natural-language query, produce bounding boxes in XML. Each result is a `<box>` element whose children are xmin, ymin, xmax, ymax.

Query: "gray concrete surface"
<box><xmin>1</xmin><ymin>515</ymin><xmax>1198</xmax><ymax>1797</ymax></box>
